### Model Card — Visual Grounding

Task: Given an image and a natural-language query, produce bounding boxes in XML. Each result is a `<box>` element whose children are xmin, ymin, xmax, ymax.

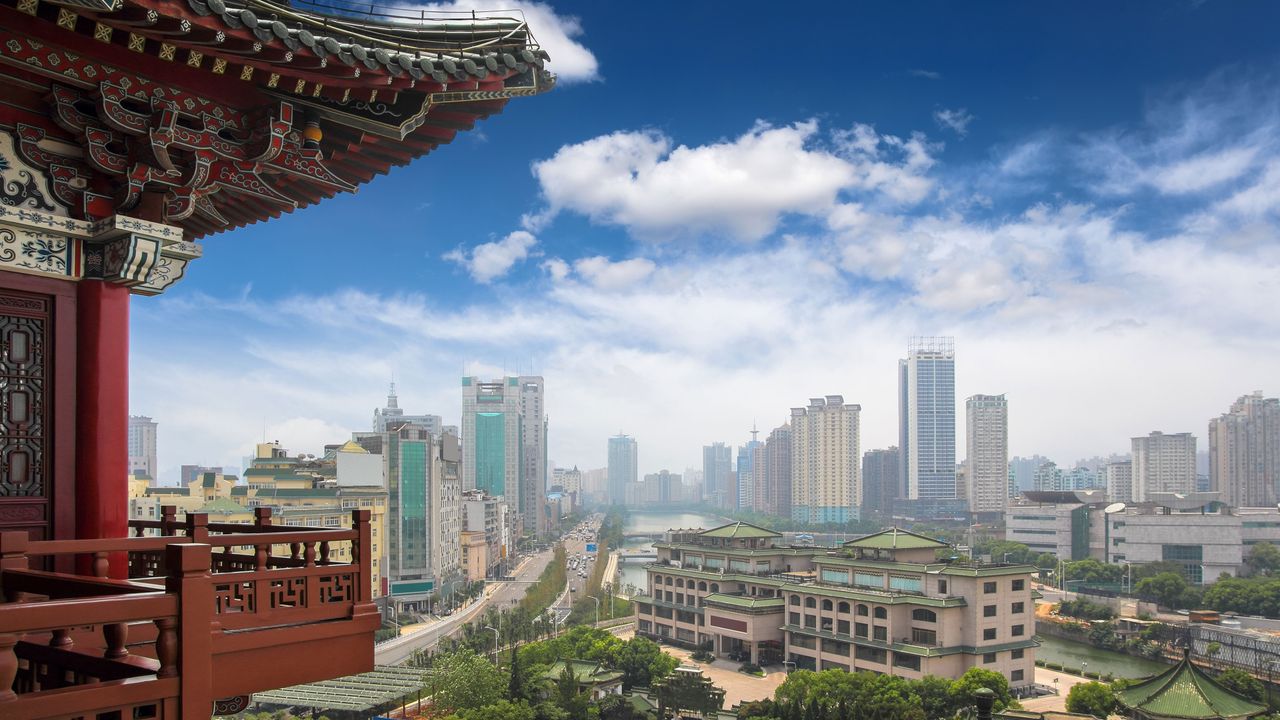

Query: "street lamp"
<box><xmin>483</xmin><ymin>625</ymin><xmax>500</xmax><ymax>660</ymax></box>
<box><xmin>1123</xmin><ymin>562</ymin><xmax>1133</xmax><ymax>595</ymax></box>
<box><xmin>783</xmin><ymin>660</ymin><xmax>796</xmax><ymax>674</ymax></box>
<box><xmin>588</xmin><ymin>596</ymin><xmax>601</xmax><ymax>626</ymax></box>
<box><xmin>448</xmin><ymin>579</ymin><xmax>466</xmax><ymax>609</ymax></box>
<box><xmin>1081</xmin><ymin>661</ymin><xmax>1088</xmax><ymax>678</ymax></box>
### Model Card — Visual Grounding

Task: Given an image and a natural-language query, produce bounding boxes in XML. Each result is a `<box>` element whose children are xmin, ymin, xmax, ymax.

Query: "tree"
<box><xmin>914</xmin><ymin>675</ymin><xmax>957</xmax><ymax>720</ymax></box>
<box><xmin>509</xmin><ymin>645</ymin><xmax>526</xmax><ymax>702</ymax></box>
<box><xmin>1248</xmin><ymin>542</ymin><xmax>1280</xmax><ymax>577</ymax></box>
<box><xmin>949</xmin><ymin>667</ymin><xmax>1013</xmax><ymax>712</ymax></box>
<box><xmin>1135</xmin><ymin>572</ymin><xmax>1191</xmax><ymax>608</ymax></box>
<box><xmin>446</xmin><ymin>700</ymin><xmax>536</xmax><ymax>720</ymax></box>
<box><xmin>1064</xmin><ymin>682</ymin><xmax>1117</xmax><ymax>718</ymax></box>
<box><xmin>1215</xmin><ymin>668</ymin><xmax>1266</xmax><ymax>702</ymax></box>
<box><xmin>614</xmin><ymin>636</ymin><xmax>679</xmax><ymax>690</ymax></box>
<box><xmin>431</xmin><ymin>649</ymin><xmax>508</xmax><ymax>713</ymax></box>
<box><xmin>596</xmin><ymin>695</ymin><xmax>646</xmax><ymax>720</ymax></box>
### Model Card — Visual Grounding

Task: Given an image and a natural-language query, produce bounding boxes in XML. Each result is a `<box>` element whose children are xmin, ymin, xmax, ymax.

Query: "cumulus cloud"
<box><xmin>934</xmin><ymin>108</ymin><xmax>974</xmax><ymax>137</ymax></box>
<box><xmin>528</xmin><ymin>120</ymin><xmax>938</xmax><ymax>242</ymax></box>
<box><xmin>444</xmin><ymin>231</ymin><xmax>538</xmax><ymax>283</ymax></box>
<box><xmin>570</xmin><ymin>256</ymin><xmax>656</xmax><ymax>290</ymax></box>
<box><xmin>414</xmin><ymin>1</ymin><xmax>598</xmax><ymax>82</ymax></box>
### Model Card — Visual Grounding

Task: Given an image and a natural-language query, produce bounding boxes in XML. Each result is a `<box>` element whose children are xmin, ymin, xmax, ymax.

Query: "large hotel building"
<box><xmin>633</xmin><ymin>522</ymin><xmax>1036</xmax><ymax>688</ymax></box>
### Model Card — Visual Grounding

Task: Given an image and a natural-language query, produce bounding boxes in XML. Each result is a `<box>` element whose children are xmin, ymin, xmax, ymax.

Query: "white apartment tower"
<box><xmin>790</xmin><ymin>396</ymin><xmax>861</xmax><ymax>524</ymax></box>
<box><xmin>1107</xmin><ymin>460</ymin><xmax>1134</xmax><ymax>503</ymax></box>
<box><xmin>899</xmin><ymin>337</ymin><xmax>957</xmax><ymax>500</ymax></box>
<box><xmin>965</xmin><ymin>394</ymin><xmax>1008</xmax><ymax>514</ymax></box>
<box><xmin>128</xmin><ymin>415</ymin><xmax>158</xmax><ymax>483</ymax></box>
<box><xmin>1210</xmin><ymin>392</ymin><xmax>1280</xmax><ymax>508</ymax></box>
<box><xmin>1132</xmin><ymin>431</ymin><xmax>1197</xmax><ymax>502</ymax></box>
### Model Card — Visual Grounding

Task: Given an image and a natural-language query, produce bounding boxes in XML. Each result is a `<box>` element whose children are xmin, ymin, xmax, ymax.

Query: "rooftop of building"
<box><xmin>699</xmin><ymin>521</ymin><xmax>782</xmax><ymax>539</ymax></box>
<box><xmin>1114</xmin><ymin>653</ymin><xmax>1267</xmax><ymax>719</ymax></box>
<box><xmin>843</xmin><ymin>527</ymin><xmax>948</xmax><ymax>551</ymax></box>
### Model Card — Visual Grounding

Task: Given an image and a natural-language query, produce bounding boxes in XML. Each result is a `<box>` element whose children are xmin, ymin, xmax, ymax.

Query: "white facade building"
<box><xmin>1132</xmin><ymin>431</ymin><xmax>1197</xmax><ymax>501</ymax></box>
<box><xmin>790</xmin><ymin>395</ymin><xmax>861</xmax><ymax>524</ymax></box>
<box><xmin>965</xmin><ymin>394</ymin><xmax>1008</xmax><ymax>515</ymax></box>
<box><xmin>128</xmin><ymin>415</ymin><xmax>159</xmax><ymax>482</ymax></box>
<box><xmin>899</xmin><ymin>337</ymin><xmax>956</xmax><ymax>500</ymax></box>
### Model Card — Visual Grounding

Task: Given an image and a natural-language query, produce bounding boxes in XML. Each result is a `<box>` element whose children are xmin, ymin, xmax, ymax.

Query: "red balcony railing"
<box><xmin>0</xmin><ymin>507</ymin><xmax>378</xmax><ymax>720</ymax></box>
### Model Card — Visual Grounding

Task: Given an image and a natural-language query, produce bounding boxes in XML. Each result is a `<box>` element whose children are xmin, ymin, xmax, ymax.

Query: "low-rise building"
<box><xmin>1005</xmin><ymin>491</ymin><xmax>1280</xmax><ymax>583</ymax></box>
<box><xmin>633</xmin><ymin>522</ymin><xmax>1036</xmax><ymax>688</ymax></box>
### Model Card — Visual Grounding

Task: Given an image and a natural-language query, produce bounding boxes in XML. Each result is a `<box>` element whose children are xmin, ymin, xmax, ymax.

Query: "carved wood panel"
<box><xmin>0</xmin><ymin>289</ymin><xmax>51</xmax><ymax>540</ymax></box>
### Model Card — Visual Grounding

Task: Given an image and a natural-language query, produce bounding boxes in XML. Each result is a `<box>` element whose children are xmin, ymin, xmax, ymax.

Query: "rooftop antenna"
<box><xmin>750</xmin><ymin>421</ymin><xmax>759</xmax><ymax>443</ymax></box>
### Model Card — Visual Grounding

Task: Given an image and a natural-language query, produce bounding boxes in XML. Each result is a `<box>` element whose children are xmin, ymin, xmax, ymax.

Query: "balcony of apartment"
<box><xmin>0</xmin><ymin>506</ymin><xmax>378</xmax><ymax>719</ymax></box>
<box><xmin>783</xmin><ymin>623</ymin><xmax>945</xmax><ymax>657</ymax></box>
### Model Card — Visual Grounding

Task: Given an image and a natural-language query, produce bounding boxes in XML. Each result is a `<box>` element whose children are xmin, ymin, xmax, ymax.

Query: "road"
<box><xmin>374</xmin><ymin>516</ymin><xmax>601</xmax><ymax>665</ymax></box>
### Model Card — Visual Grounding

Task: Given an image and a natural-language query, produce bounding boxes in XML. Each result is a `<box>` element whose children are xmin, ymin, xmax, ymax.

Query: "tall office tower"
<box><xmin>765</xmin><ymin>424</ymin><xmax>793</xmax><ymax>517</ymax></box>
<box><xmin>644</xmin><ymin>470</ymin><xmax>681</xmax><ymax>505</ymax></box>
<box><xmin>899</xmin><ymin>337</ymin><xmax>957</xmax><ymax>501</ymax></box>
<box><xmin>518</xmin><ymin>377</ymin><xmax>548</xmax><ymax>534</ymax></box>
<box><xmin>430</xmin><ymin>431</ymin><xmax>463</xmax><ymax>582</ymax></box>
<box><xmin>965</xmin><ymin>394</ymin><xmax>1009</xmax><ymax>515</ymax></box>
<box><xmin>357</xmin><ymin>422</ymin><xmax>435</xmax><ymax>600</ymax></box>
<box><xmin>790</xmin><ymin>396</ymin><xmax>861</xmax><ymax>523</ymax></box>
<box><xmin>736</xmin><ymin>429</ymin><xmax>762</xmax><ymax>510</ymax></box>
<box><xmin>702</xmin><ymin>442</ymin><xmax>733</xmax><ymax>509</ymax></box>
<box><xmin>608</xmin><ymin>434</ymin><xmax>638</xmax><ymax>505</ymax></box>
<box><xmin>1132</xmin><ymin>431</ymin><xmax>1197</xmax><ymax>501</ymax></box>
<box><xmin>128</xmin><ymin>415</ymin><xmax>159</xmax><ymax>483</ymax></box>
<box><xmin>373</xmin><ymin>383</ymin><xmax>443</xmax><ymax>436</ymax></box>
<box><xmin>862</xmin><ymin>447</ymin><xmax>900</xmax><ymax>518</ymax></box>
<box><xmin>749</xmin><ymin>443</ymin><xmax>768</xmax><ymax>513</ymax></box>
<box><xmin>1107</xmin><ymin>460</ymin><xmax>1134</xmax><ymax>502</ymax></box>
<box><xmin>461</xmin><ymin>376</ymin><xmax>546</xmax><ymax>535</ymax></box>
<box><xmin>1210</xmin><ymin>392</ymin><xmax>1280</xmax><ymax>507</ymax></box>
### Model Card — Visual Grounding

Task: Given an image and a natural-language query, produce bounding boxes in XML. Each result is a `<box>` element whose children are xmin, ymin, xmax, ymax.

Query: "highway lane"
<box><xmin>375</xmin><ymin>515</ymin><xmax>601</xmax><ymax>665</ymax></box>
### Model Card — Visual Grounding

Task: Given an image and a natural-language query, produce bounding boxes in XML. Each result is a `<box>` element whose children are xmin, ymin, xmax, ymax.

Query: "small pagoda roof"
<box><xmin>337</xmin><ymin>439</ymin><xmax>368</xmax><ymax>454</ymax></box>
<box><xmin>542</xmin><ymin>660</ymin><xmax>623</xmax><ymax>686</ymax></box>
<box><xmin>197</xmin><ymin>498</ymin><xmax>248</xmax><ymax>515</ymax></box>
<box><xmin>844</xmin><ymin>527</ymin><xmax>948</xmax><ymax>551</ymax></box>
<box><xmin>1115</xmin><ymin>654</ymin><xmax>1267</xmax><ymax>719</ymax></box>
<box><xmin>698</xmin><ymin>521</ymin><xmax>781</xmax><ymax>539</ymax></box>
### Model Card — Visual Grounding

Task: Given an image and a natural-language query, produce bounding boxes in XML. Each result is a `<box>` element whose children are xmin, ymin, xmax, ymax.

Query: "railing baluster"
<box><xmin>303</xmin><ymin>541</ymin><xmax>316</xmax><ymax>567</ymax></box>
<box><xmin>186</xmin><ymin>513</ymin><xmax>208</xmax><ymax>543</ymax></box>
<box><xmin>154</xmin><ymin>617</ymin><xmax>178</xmax><ymax>678</ymax></box>
<box><xmin>254</xmin><ymin>507</ymin><xmax>273</xmax><ymax>528</ymax></box>
<box><xmin>290</xmin><ymin>542</ymin><xmax>301</xmax><ymax>562</ymax></box>
<box><xmin>92</xmin><ymin>551</ymin><xmax>110</xmax><ymax>578</ymax></box>
<box><xmin>255</xmin><ymin>542</ymin><xmax>268</xmax><ymax>571</ymax></box>
<box><xmin>0</xmin><ymin>633</ymin><xmax>16</xmax><ymax>702</ymax></box>
<box><xmin>103</xmin><ymin>622</ymin><xmax>128</xmax><ymax>659</ymax></box>
<box><xmin>49</xmin><ymin>628</ymin><xmax>73</xmax><ymax>649</ymax></box>
<box><xmin>319</xmin><ymin>541</ymin><xmax>330</xmax><ymax>565</ymax></box>
<box><xmin>161</xmin><ymin>505</ymin><xmax>177</xmax><ymax>535</ymax></box>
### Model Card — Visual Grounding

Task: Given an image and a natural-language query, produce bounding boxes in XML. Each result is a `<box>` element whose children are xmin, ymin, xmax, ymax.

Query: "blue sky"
<box><xmin>133</xmin><ymin>1</ymin><xmax>1280</xmax><ymax>483</ymax></box>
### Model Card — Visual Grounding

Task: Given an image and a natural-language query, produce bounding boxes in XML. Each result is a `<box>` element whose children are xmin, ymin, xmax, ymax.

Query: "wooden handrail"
<box><xmin>2</xmin><ymin>569</ymin><xmax>158</xmax><ymax>598</ymax></box>
<box><xmin>0</xmin><ymin>593</ymin><xmax>177</xmax><ymax>634</ymax></box>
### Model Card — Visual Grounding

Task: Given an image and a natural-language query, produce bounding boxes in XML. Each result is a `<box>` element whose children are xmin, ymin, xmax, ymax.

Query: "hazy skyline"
<box><xmin>130</xmin><ymin>1</ymin><xmax>1280</xmax><ymax>483</ymax></box>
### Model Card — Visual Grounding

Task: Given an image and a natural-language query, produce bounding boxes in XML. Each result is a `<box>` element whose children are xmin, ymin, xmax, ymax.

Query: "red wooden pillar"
<box><xmin>74</xmin><ymin>279</ymin><xmax>130</xmax><ymax>577</ymax></box>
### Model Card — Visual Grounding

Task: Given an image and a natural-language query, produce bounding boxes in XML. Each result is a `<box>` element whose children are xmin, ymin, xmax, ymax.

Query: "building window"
<box><xmin>984</xmin><ymin>605</ymin><xmax>997</xmax><ymax>617</ymax></box>
<box><xmin>1012</xmin><ymin>669</ymin><xmax>1025</xmax><ymax>682</ymax></box>
<box><xmin>664</xmin><ymin>577</ymin><xmax>673</xmax><ymax>585</ymax></box>
<box><xmin>790</xmin><ymin>612</ymin><xmax>800</xmax><ymax>626</ymax></box>
<box><xmin>698</xmin><ymin>582</ymin><xmax>707</xmax><ymax>591</ymax></box>
<box><xmin>983</xmin><ymin>652</ymin><xmax>997</xmax><ymax>664</ymax></box>
<box><xmin>1011</xmin><ymin>602</ymin><xmax>1025</xmax><ymax>614</ymax></box>
<box><xmin>911</xmin><ymin>628</ymin><xmax>936</xmax><ymax>645</ymax></box>
<box><xmin>837</xmin><ymin>620</ymin><xmax>850</xmax><ymax>635</ymax></box>
<box><xmin>676</xmin><ymin>579</ymin><xmax>684</xmax><ymax>588</ymax></box>
<box><xmin>855</xmin><ymin>622</ymin><xmax>868</xmax><ymax>638</ymax></box>
<box><xmin>873</xmin><ymin>626</ymin><xmax>887</xmax><ymax>642</ymax></box>
<box><xmin>983</xmin><ymin>581</ymin><xmax>997</xmax><ymax>593</ymax></box>
<box><xmin>711</xmin><ymin>584</ymin><xmax>719</xmax><ymax>593</ymax></box>
<box><xmin>1012</xmin><ymin>579</ymin><xmax>1025</xmax><ymax>591</ymax></box>
<box><xmin>804</xmin><ymin>615</ymin><xmax>816</xmax><ymax>629</ymax></box>
<box><xmin>938</xmin><ymin>579</ymin><xmax>948</xmax><ymax>594</ymax></box>
<box><xmin>912</xmin><ymin>609</ymin><xmax>936</xmax><ymax>623</ymax></box>
<box><xmin>1012</xmin><ymin>649</ymin><xmax>1024</xmax><ymax>660</ymax></box>
<box><xmin>805</xmin><ymin>597</ymin><xmax>816</xmax><ymax>608</ymax></box>
<box><xmin>1012</xmin><ymin>624</ymin><xmax>1024</xmax><ymax>637</ymax></box>
<box><xmin>873</xmin><ymin>607</ymin><xmax>887</xmax><ymax>619</ymax></box>
<box><xmin>893</xmin><ymin>652</ymin><xmax>922</xmax><ymax>671</ymax></box>
<box><xmin>675</xmin><ymin>593</ymin><xmax>684</xmax><ymax>605</ymax></box>
<box><xmin>855</xmin><ymin>646</ymin><xmax>887</xmax><ymax>664</ymax></box>
<box><xmin>790</xmin><ymin>595</ymin><xmax>800</xmax><ymax>605</ymax></box>
<box><xmin>838</xmin><ymin>601</ymin><xmax>850</xmax><ymax>614</ymax></box>
<box><xmin>983</xmin><ymin>628</ymin><xmax>997</xmax><ymax>641</ymax></box>
<box><xmin>791</xmin><ymin>634</ymin><xmax>816</xmax><ymax>650</ymax></box>
<box><xmin>856</xmin><ymin>604</ymin><xmax>869</xmax><ymax>616</ymax></box>
<box><xmin>822</xmin><ymin>599</ymin><xmax>834</xmax><ymax>611</ymax></box>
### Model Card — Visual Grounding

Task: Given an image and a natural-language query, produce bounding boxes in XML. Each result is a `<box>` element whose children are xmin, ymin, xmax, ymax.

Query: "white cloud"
<box><xmin>444</xmin><ymin>230</ymin><xmax>538</xmax><ymax>283</ymax></box>
<box><xmin>909</xmin><ymin>69</ymin><xmax>943</xmax><ymax>80</ymax></box>
<box><xmin>412</xmin><ymin>1</ymin><xmax>598</xmax><ymax>82</ymax></box>
<box><xmin>1150</xmin><ymin>146</ymin><xmax>1259</xmax><ymax>194</ymax></box>
<box><xmin>933</xmin><ymin>108</ymin><xmax>974</xmax><ymax>137</ymax></box>
<box><xmin>570</xmin><ymin>256</ymin><xmax>656</xmax><ymax>290</ymax></box>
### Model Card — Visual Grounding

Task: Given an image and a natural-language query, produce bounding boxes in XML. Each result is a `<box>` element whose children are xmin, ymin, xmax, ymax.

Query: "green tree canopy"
<box><xmin>1134</xmin><ymin>572</ymin><xmax>1191</xmax><ymax>608</ymax></box>
<box><xmin>1247</xmin><ymin>542</ymin><xmax>1280</xmax><ymax>577</ymax></box>
<box><xmin>431</xmin><ymin>648</ymin><xmax>509</xmax><ymax>713</ymax></box>
<box><xmin>614</xmin><ymin>636</ymin><xmax>679</xmax><ymax>690</ymax></box>
<box><xmin>445</xmin><ymin>699</ymin><xmax>536</xmax><ymax>720</ymax></box>
<box><xmin>1064</xmin><ymin>681</ymin><xmax>1117</xmax><ymax>718</ymax></box>
<box><xmin>948</xmin><ymin>667</ymin><xmax>1013</xmax><ymax>712</ymax></box>
<box><xmin>1214</xmin><ymin>668</ymin><xmax>1266</xmax><ymax>702</ymax></box>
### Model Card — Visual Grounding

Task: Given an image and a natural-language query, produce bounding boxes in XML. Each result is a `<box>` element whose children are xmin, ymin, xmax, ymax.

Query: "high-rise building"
<box><xmin>461</xmin><ymin>376</ymin><xmax>546</xmax><ymax>535</ymax></box>
<box><xmin>702</xmin><ymin>443</ymin><xmax>733</xmax><ymax>508</ymax></box>
<box><xmin>899</xmin><ymin>337</ymin><xmax>957</xmax><ymax>501</ymax></box>
<box><xmin>1210</xmin><ymin>392</ymin><xmax>1280</xmax><ymax>508</ymax></box>
<box><xmin>1107</xmin><ymin>460</ymin><xmax>1134</xmax><ymax>503</ymax></box>
<box><xmin>644</xmin><ymin>470</ymin><xmax>681</xmax><ymax>506</ymax></box>
<box><xmin>179</xmin><ymin>464</ymin><xmax>222</xmax><ymax>486</ymax></box>
<box><xmin>736</xmin><ymin>430</ymin><xmax>762</xmax><ymax>510</ymax></box>
<box><xmin>608</xmin><ymin>434</ymin><xmax>638</xmax><ymax>505</ymax></box>
<box><xmin>790</xmin><ymin>396</ymin><xmax>861</xmax><ymax>523</ymax></box>
<box><xmin>965</xmin><ymin>394</ymin><xmax>1009</xmax><ymax>515</ymax></box>
<box><xmin>1033</xmin><ymin>461</ymin><xmax>1063</xmax><ymax>492</ymax></box>
<box><xmin>128</xmin><ymin>415</ymin><xmax>159</xmax><ymax>483</ymax></box>
<box><xmin>1132</xmin><ymin>431</ymin><xmax>1197</xmax><ymax>501</ymax></box>
<box><xmin>765</xmin><ymin>424</ymin><xmax>792</xmax><ymax>517</ymax></box>
<box><xmin>862</xmin><ymin>447</ymin><xmax>900</xmax><ymax>518</ymax></box>
<box><xmin>373</xmin><ymin>383</ymin><xmax>443</xmax><ymax>436</ymax></box>
<box><xmin>1008</xmin><ymin>455</ymin><xmax>1050</xmax><ymax>497</ymax></box>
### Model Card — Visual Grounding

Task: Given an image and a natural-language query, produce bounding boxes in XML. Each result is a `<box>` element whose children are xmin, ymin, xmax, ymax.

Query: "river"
<box><xmin>1035</xmin><ymin>634</ymin><xmax>1172</xmax><ymax>679</ymax></box>
<box><xmin>615</xmin><ymin>510</ymin><xmax>727</xmax><ymax>594</ymax></box>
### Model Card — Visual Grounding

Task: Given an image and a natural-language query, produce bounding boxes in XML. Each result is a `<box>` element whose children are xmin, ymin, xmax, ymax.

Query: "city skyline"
<box><xmin>128</xmin><ymin>2</ymin><xmax>1280</xmax><ymax>484</ymax></box>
